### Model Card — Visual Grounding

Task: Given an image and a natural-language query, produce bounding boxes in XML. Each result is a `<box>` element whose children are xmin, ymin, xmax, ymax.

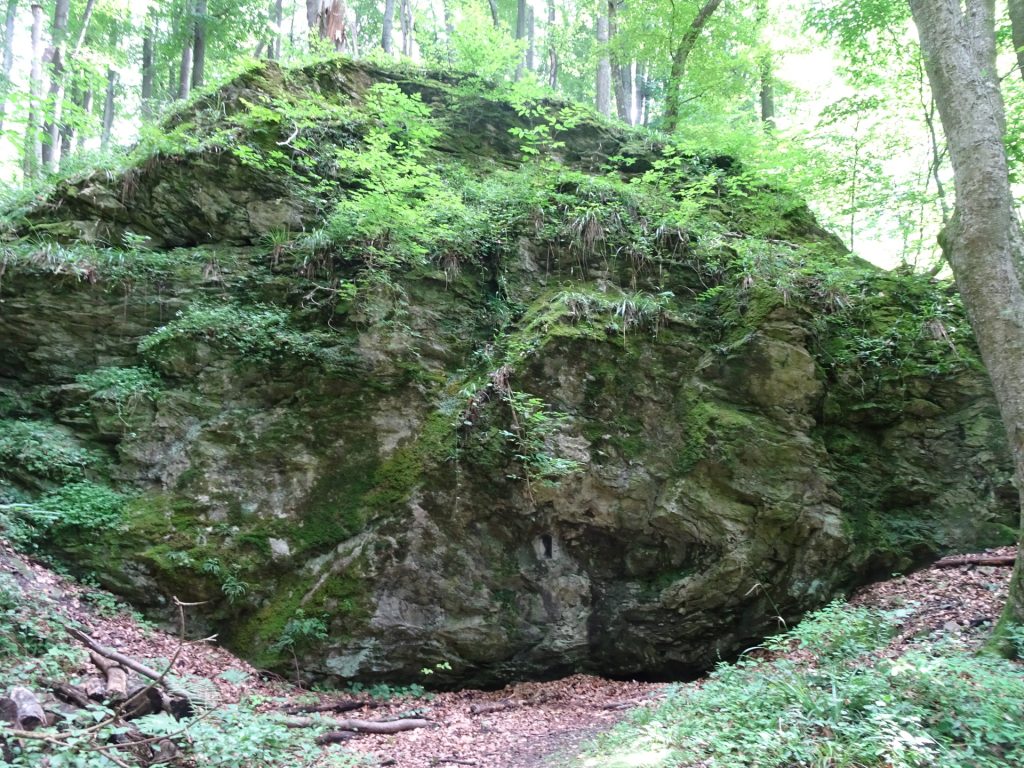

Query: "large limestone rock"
<box><xmin>0</xmin><ymin>59</ymin><xmax>1014</xmax><ymax>687</ymax></box>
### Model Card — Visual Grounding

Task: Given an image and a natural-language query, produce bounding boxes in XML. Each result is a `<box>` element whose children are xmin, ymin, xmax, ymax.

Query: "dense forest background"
<box><xmin>1</xmin><ymin>0</ymin><xmax>1014</xmax><ymax>270</ymax></box>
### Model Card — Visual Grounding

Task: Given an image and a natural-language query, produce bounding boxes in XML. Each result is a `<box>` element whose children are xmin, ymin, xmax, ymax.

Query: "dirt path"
<box><xmin>332</xmin><ymin>675</ymin><xmax>664</xmax><ymax>768</ymax></box>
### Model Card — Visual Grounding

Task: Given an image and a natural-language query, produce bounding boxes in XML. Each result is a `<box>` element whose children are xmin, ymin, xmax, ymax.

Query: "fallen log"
<box><xmin>50</xmin><ymin>682</ymin><xmax>91</xmax><ymax>709</ymax></box>
<box><xmin>934</xmin><ymin>554</ymin><xmax>1016</xmax><ymax>568</ymax></box>
<box><xmin>90</xmin><ymin>652</ymin><xmax>128</xmax><ymax>700</ymax></box>
<box><xmin>67</xmin><ymin>627</ymin><xmax>192</xmax><ymax>700</ymax></box>
<box><xmin>314</xmin><ymin>731</ymin><xmax>358</xmax><ymax>745</ymax></box>
<box><xmin>282</xmin><ymin>716</ymin><xmax>433</xmax><ymax>734</ymax></box>
<box><xmin>5</xmin><ymin>688</ymin><xmax>45</xmax><ymax>730</ymax></box>
<box><xmin>468</xmin><ymin>700</ymin><xmax>517</xmax><ymax>715</ymax></box>
<box><xmin>283</xmin><ymin>699</ymin><xmax>372</xmax><ymax>715</ymax></box>
<box><xmin>122</xmin><ymin>685</ymin><xmax>163</xmax><ymax>721</ymax></box>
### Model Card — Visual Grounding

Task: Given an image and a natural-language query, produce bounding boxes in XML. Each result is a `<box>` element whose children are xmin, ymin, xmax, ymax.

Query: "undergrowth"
<box><xmin>581</xmin><ymin>602</ymin><xmax>1024</xmax><ymax>768</ymax></box>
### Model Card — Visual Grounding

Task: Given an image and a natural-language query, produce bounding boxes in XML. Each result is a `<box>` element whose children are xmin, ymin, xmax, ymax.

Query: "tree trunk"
<box><xmin>0</xmin><ymin>0</ymin><xmax>19</xmax><ymax>134</ymax></box>
<box><xmin>759</xmin><ymin>58</ymin><xmax>775</xmax><ymax>128</ymax></box>
<box><xmin>595</xmin><ymin>14</ymin><xmax>611</xmax><ymax>116</ymax></box>
<box><xmin>609</xmin><ymin>0</ymin><xmax>630</xmax><ymax>122</ymax></box>
<box><xmin>515</xmin><ymin>0</ymin><xmax>527</xmax><ymax>79</ymax></box>
<box><xmin>24</xmin><ymin>2</ymin><xmax>43</xmax><ymax>179</ymax></box>
<box><xmin>637</xmin><ymin>61</ymin><xmax>649</xmax><ymax>126</ymax></box>
<box><xmin>526</xmin><ymin>5</ymin><xmax>535</xmax><ymax>71</ymax></box>
<box><xmin>400</xmin><ymin>0</ymin><xmax>412</xmax><ymax>56</ymax></box>
<box><xmin>546</xmin><ymin>0</ymin><xmax>557</xmax><ymax>88</ymax></box>
<box><xmin>192</xmin><ymin>0</ymin><xmax>207</xmax><ymax>90</ymax></box>
<box><xmin>41</xmin><ymin>0</ymin><xmax>69</xmax><ymax>169</ymax></box>
<box><xmin>663</xmin><ymin>0</ymin><xmax>723</xmax><ymax>132</ymax></box>
<box><xmin>382</xmin><ymin>0</ymin><xmax>395</xmax><ymax>53</ymax></box>
<box><xmin>100</xmin><ymin>66</ymin><xmax>116</xmax><ymax>149</ymax></box>
<box><xmin>756</xmin><ymin>0</ymin><xmax>774</xmax><ymax>130</ymax></box>
<box><xmin>487</xmin><ymin>0</ymin><xmax>500</xmax><ymax>28</ymax></box>
<box><xmin>141</xmin><ymin>29</ymin><xmax>154</xmax><ymax>118</ymax></box>
<box><xmin>178</xmin><ymin>3</ymin><xmax>193</xmax><ymax>101</ymax></box>
<box><xmin>1010</xmin><ymin>0</ymin><xmax>1024</xmax><ymax>85</ymax></box>
<box><xmin>70</xmin><ymin>86</ymin><xmax>91</xmax><ymax>153</ymax></box>
<box><xmin>46</xmin><ymin>0</ymin><xmax>96</xmax><ymax>169</ymax></box>
<box><xmin>273</xmin><ymin>0</ymin><xmax>284</xmax><ymax>59</ymax></box>
<box><xmin>908</xmin><ymin>0</ymin><xmax>1024</xmax><ymax>654</ymax></box>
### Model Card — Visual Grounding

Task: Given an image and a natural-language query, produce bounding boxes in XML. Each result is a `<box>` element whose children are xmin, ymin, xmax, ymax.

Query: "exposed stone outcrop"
<box><xmin>0</xmin><ymin>58</ymin><xmax>1014</xmax><ymax>688</ymax></box>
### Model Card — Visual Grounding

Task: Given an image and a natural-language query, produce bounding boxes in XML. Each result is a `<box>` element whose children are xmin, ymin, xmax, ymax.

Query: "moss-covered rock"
<box><xmin>0</xmin><ymin>57</ymin><xmax>1013</xmax><ymax>688</ymax></box>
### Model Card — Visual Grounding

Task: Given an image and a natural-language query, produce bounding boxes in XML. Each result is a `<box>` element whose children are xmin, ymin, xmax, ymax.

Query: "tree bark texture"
<box><xmin>100</xmin><ymin>66</ymin><xmax>117</xmax><ymax>149</ymax></box>
<box><xmin>908</xmin><ymin>0</ymin><xmax>1024</xmax><ymax>649</ymax></box>
<box><xmin>596</xmin><ymin>14</ymin><xmax>610</xmax><ymax>115</ymax></box>
<box><xmin>40</xmin><ymin>0</ymin><xmax>69</xmax><ymax>168</ymax></box>
<box><xmin>46</xmin><ymin>0</ymin><xmax>95</xmax><ymax>169</ymax></box>
<box><xmin>0</xmin><ymin>0</ymin><xmax>19</xmax><ymax>133</ymax></box>
<box><xmin>546</xmin><ymin>0</ymin><xmax>557</xmax><ymax>88</ymax></box>
<box><xmin>382</xmin><ymin>0</ymin><xmax>395</xmax><ymax>52</ymax></box>
<box><xmin>609</xmin><ymin>0</ymin><xmax>630</xmax><ymax>122</ymax></box>
<box><xmin>25</xmin><ymin>2</ymin><xmax>43</xmax><ymax>178</ymax></box>
<box><xmin>1010</xmin><ymin>0</ymin><xmax>1024</xmax><ymax>84</ymax></box>
<box><xmin>191</xmin><ymin>0</ymin><xmax>207</xmax><ymax>90</ymax></box>
<box><xmin>663</xmin><ymin>0</ymin><xmax>723</xmax><ymax>132</ymax></box>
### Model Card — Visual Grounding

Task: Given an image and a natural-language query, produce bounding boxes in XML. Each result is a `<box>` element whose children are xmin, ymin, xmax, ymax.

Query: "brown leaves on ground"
<box><xmin>2</xmin><ymin>538</ymin><xmax>1018</xmax><ymax>768</ymax></box>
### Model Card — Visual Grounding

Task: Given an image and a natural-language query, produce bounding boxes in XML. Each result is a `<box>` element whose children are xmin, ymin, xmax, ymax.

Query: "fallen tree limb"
<box><xmin>314</xmin><ymin>731</ymin><xmax>358</xmax><ymax>745</ymax></box>
<box><xmin>934</xmin><ymin>554</ymin><xmax>1016</xmax><ymax>568</ymax></box>
<box><xmin>50</xmin><ymin>682</ymin><xmax>91</xmax><ymax>709</ymax></box>
<box><xmin>89</xmin><ymin>652</ymin><xmax>128</xmax><ymax>700</ymax></box>
<box><xmin>282</xmin><ymin>716</ymin><xmax>433</xmax><ymax>734</ymax></box>
<box><xmin>283</xmin><ymin>699</ymin><xmax>372</xmax><ymax>715</ymax></box>
<box><xmin>6</xmin><ymin>687</ymin><xmax>45</xmax><ymax>730</ymax></box>
<box><xmin>66</xmin><ymin>627</ymin><xmax>191</xmax><ymax>699</ymax></box>
<box><xmin>468</xmin><ymin>700</ymin><xmax>517</xmax><ymax>715</ymax></box>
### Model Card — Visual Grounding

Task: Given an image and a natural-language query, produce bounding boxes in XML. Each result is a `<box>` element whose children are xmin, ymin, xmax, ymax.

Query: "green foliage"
<box><xmin>138</xmin><ymin>301</ymin><xmax>334</xmax><ymax>368</ymax></box>
<box><xmin>321</xmin><ymin>83</ymin><xmax>477</xmax><ymax>270</ymax></box>
<box><xmin>585</xmin><ymin>603</ymin><xmax>1024</xmax><ymax>768</ymax></box>
<box><xmin>272</xmin><ymin>609</ymin><xmax>329</xmax><ymax>655</ymax></box>
<box><xmin>0</xmin><ymin>420</ymin><xmax>100</xmax><ymax>484</ymax></box>
<box><xmin>33</xmin><ymin>481</ymin><xmax>128</xmax><ymax>536</ymax></box>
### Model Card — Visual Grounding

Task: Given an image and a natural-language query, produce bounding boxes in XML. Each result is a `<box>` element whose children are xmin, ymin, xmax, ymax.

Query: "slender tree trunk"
<box><xmin>609</xmin><ymin>0</ymin><xmax>629</xmax><ymax>122</ymax></box>
<box><xmin>442</xmin><ymin>0</ymin><xmax>454</xmax><ymax>63</ymax></box>
<box><xmin>399</xmin><ymin>0</ymin><xmax>411</xmax><ymax>56</ymax></box>
<box><xmin>25</xmin><ymin>2</ymin><xmax>43</xmax><ymax>179</ymax></box>
<box><xmin>909</xmin><ymin>0</ymin><xmax>1024</xmax><ymax>654</ymax></box>
<box><xmin>595</xmin><ymin>13</ymin><xmax>611</xmax><ymax>115</ymax></box>
<box><xmin>382</xmin><ymin>0</ymin><xmax>395</xmax><ymax>53</ymax></box>
<box><xmin>487</xmin><ymin>0</ymin><xmax>500</xmax><ymax>27</ymax></box>
<box><xmin>70</xmin><ymin>87</ymin><xmax>91</xmax><ymax>153</ymax></box>
<box><xmin>47</xmin><ymin>0</ymin><xmax>96</xmax><ymax>170</ymax></box>
<box><xmin>637</xmin><ymin>61</ymin><xmax>650</xmax><ymax>125</ymax></box>
<box><xmin>515</xmin><ymin>0</ymin><xmax>527</xmax><ymax>79</ymax></box>
<box><xmin>41</xmin><ymin>0</ymin><xmax>69</xmax><ymax>169</ymax></box>
<box><xmin>141</xmin><ymin>29</ymin><xmax>154</xmax><ymax>118</ymax></box>
<box><xmin>663</xmin><ymin>0</ymin><xmax>723</xmax><ymax>132</ymax></box>
<box><xmin>756</xmin><ymin>0</ymin><xmax>774</xmax><ymax>130</ymax></box>
<box><xmin>0</xmin><ymin>0</ymin><xmax>19</xmax><ymax>133</ymax></box>
<box><xmin>100</xmin><ymin>66</ymin><xmax>116</xmax><ymax>149</ymax></box>
<box><xmin>1010</xmin><ymin>0</ymin><xmax>1024</xmax><ymax>84</ymax></box>
<box><xmin>192</xmin><ymin>0</ymin><xmax>207</xmax><ymax>90</ymax></box>
<box><xmin>546</xmin><ymin>0</ymin><xmax>557</xmax><ymax>88</ymax></box>
<box><xmin>526</xmin><ymin>5</ymin><xmax>535</xmax><ymax>71</ymax></box>
<box><xmin>178</xmin><ymin>4</ymin><xmax>193</xmax><ymax>100</ymax></box>
<box><xmin>759</xmin><ymin>59</ymin><xmax>775</xmax><ymax>128</ymax></box>
<box><xmin>273</xmin><ymin>0</ymin><xmax>284</xmax><ymax>59</ymax></box>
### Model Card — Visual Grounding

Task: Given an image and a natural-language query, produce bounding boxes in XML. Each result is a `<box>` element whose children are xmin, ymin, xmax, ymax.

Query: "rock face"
<box><xmin>0</xmin><ymin>59</ymin><xmax>1015</xmax><ymax>687</ymax></box>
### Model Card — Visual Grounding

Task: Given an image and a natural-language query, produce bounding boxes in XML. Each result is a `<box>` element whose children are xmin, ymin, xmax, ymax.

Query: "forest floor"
<box><xmin>0</xmin><ymin>539</ymin><xmax>1015</xmax><ymax>768</ymax></box>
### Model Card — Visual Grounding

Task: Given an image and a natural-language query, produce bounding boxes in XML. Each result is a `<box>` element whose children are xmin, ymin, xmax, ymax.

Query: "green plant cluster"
<box><xmin>585</xmin><ymin>602</ymin><xmax>1024</xmax><ymax>768</ymax></box>
<box><xmin>0</xmin><ymin>419</ymin><xmax>101</xmax><ymax>485</ymax></box>
<box><xmin>138</xmin><ymin>301</ymin><xmax>340</xmax><ymax>369</ymax></box>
